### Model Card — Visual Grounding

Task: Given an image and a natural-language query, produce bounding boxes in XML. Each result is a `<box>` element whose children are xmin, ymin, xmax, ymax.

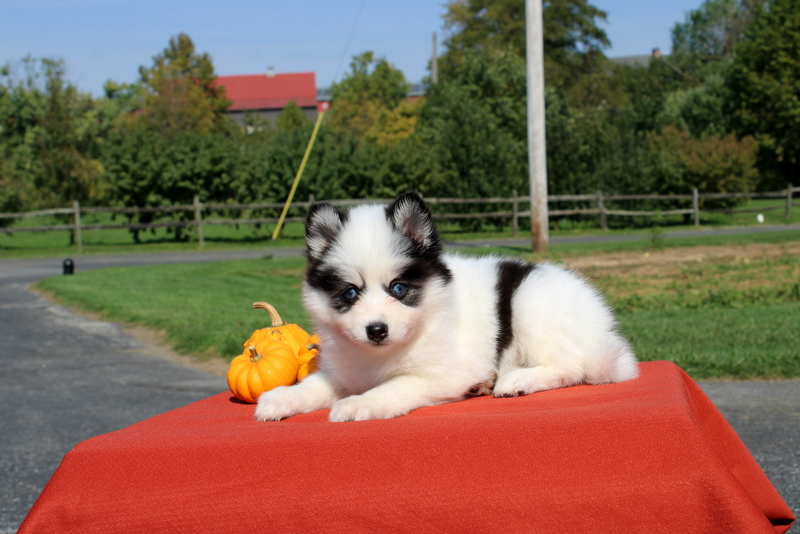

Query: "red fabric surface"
<box><xmin>19</xmin><ymin>362</ymin><xmax>794</xmax><ymax>533</ymax></box>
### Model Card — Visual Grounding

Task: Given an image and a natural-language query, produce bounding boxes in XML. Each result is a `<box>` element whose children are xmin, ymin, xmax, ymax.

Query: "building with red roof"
<box><xmin>215</xmin><ymin>70</ymin><xmax>319</xmax><ymax>128</ymax></box>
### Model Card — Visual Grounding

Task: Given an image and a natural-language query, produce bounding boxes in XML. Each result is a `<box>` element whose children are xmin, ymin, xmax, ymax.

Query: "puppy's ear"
<box><xmin>306</xmin><ymin>202</ymin><xmax>347</xmax><ymax>258</ymax></box>
<box><xmin>386</xmin><ymin>192</ymin><xmax>439</xmax><ymax>251</ymax></box>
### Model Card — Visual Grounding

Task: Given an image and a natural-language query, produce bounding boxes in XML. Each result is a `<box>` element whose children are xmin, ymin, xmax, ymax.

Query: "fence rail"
<box><xmin>2</xmin><ymin>186</ymin><xmax>798</xmax><ymax>252</ymax></box>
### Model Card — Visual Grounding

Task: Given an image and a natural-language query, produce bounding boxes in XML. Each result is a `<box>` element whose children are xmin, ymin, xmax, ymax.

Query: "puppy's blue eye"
<box><xmin>390</xmin><ymin>283</ymin><xmax>408</xmax><ymax>297</ymax></box>
<box><xmin>343</xmin><ymin>287</ymin><xmax>358</xmax><ymax>301</ymax></box>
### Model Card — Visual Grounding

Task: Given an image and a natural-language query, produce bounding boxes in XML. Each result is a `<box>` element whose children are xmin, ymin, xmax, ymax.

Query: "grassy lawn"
<box><xmin>36</xmin><ymin>238</ymin><xmax>800</xmax><ymax>379</ymax></box>
<box><xmin>618</xmin><ymin>305</ymin><xmax>800</xmax><ymax>379</ymax></box>
<box><xmin>3</xmin><ymin>198</ymin><xmax>799</xmax><ymax>259</ymax></box>
<box><xmin>38</xmin><ymin>256</ymin><xmax>310</xmax><ymax>359</ymax></box>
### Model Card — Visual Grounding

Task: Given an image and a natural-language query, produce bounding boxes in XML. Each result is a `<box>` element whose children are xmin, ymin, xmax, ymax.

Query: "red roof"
<box><xmin>215</xmin><ymin>72</ymin><xmax>317</xmax><ymax>111</ymax></box>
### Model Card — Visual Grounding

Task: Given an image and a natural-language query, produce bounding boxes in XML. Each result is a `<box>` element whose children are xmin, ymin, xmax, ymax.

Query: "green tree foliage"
<box><xmin>592</xmin><ymin>0</ymin><xmax>765</xmax><ymax>204</ymax></box>
<box><xmin>441</xmin><ymin>0</ymin><xmax>610</xmax><ymax>88</ymax></box>
<box><xmin>419</xmin><ymin>48</ymin><xmax>527</xmax><ymax>202</ymax></box>
<box><xmin>134</xmin><ymin>33</ymin><xmax>232</xmax><ymax>137</ymax></box>
<box><xmin>98</xmin><ymin>34</ymin><xmax>240</xmax><ymax>240</ymax></box>
<box><xmin>672</xmin><ymin>0</ymin><xmax>762</xmax><ymax>65</ymax></box>
<box><xmin>657</xmin><ymin>70</ymin><xmax>732</xmax><ymax>138</ymax></box>
<box><xmin>647</xmin><ymin>125</ymin><xmax>759</xmax><ymax>202</ymax></box>
<box><xmin>2</xmin><ymin>0</ymin><xmax>782</xmax><ymax>242</ymax></box>
<box><xmin>362</xmin><ymin>99</ymin><xmax>423</xmax><ymax>147</ymax></box>
<box><xmin>101</xmin><ymin>129</ymin><xmax>244</xmax><ymax>241</ymax></box>
<box><xmin>327</xmin><ymin>52</ymin><xmax>409</xmax><ymax>140</ymax></box>
<box><xmin>275</xmin><ymin>100</ymin><xmax>311</xmax><ymax>133</ymax></box>
<box><xmin>728</xmin><ymin>0</ymin><xmax>800</xmax><ymax>187</ymax></box>
<box><xmin>0</xmin><ymin>57</ymin><xmax>107</xmax><ymax>217</ymax></box>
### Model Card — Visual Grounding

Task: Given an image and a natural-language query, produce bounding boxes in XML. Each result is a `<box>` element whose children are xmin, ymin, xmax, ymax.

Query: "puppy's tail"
<box><xmin>585</xmin><ymin>336</ymin><xmax>639</xmax><ymax>385</ymax></box>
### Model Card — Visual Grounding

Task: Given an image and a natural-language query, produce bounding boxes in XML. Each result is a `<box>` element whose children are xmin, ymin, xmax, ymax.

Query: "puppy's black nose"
<box><xmin>366</xmin><ymin>322</ymin><xmax>388</xmax><ymax>343</ymax></box>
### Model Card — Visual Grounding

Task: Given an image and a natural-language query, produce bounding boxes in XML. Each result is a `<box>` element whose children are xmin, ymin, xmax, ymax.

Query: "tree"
<box><xmin>728</xmin><ymin>0</ymin><xmax>800</xmax><ymax>187</ymax></box>
<box><xmin>135</xmin><ymin>33</ymin><xmax>232</xmax><ymax>137</ymax></box>
<box><xmin>656</xmin><ymin>71</ymin><xmax>732</xmax><ymax>138</ymax></box>
<box><xmin>419</xmin><ymin>48</ymin><xmax>528</xmax><ymax>205</ymax></box>
<box><xmin>441</xmin><ymin>0</ymin><xmax>610</xmax><ymax>88</ymax></box>
<box><xmin>101</xmin><ymin>129</ymin><xmax>241</xmax><ymax>241</ymax></box>
<box><xmin>362</xmin><ymin>99</ymin><xmax>423</xmax><ymax>147</ymax></box>
<box><xmin>275</xmin><ymin>100</ymin><xmax>311</xmax><ymax>133</ymax></box>
<box><xmin>615</xmin><ymin>61</ymin><xmax>690</xmax><ymax>134</ymax></box>
<box><xmin>0</xmin><ymin>57</ymin><xmax>106</xmax><ymax>217</ymax></box>
<box><xmin>647</xmin><ymin>124</ymin><xmax>759</xmax><ymax>201</ymax></box>
<box><xmin>327</xmin><ymin>52</ymin><xmax>409</xmax><ymax>140</ymax></box>
<box><xmin>672</xmin><ymin>0</ymin><xmax>762</xmax><ymax>63</ymax></box>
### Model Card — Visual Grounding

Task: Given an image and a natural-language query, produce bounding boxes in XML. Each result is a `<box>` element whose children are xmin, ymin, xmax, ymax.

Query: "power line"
<box><xmin>331</xmin><ymin>0</ymin><xmax>368</xmax><ymax>86</ymax></box>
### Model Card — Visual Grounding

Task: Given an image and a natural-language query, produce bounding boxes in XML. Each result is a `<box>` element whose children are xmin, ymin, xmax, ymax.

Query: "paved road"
<box><xmin>1</xmin><ymin>232</ymin><xmax>798</xmax><ymax>531</ymax></box>
<box><xmin>0</xmin><ymin>259</ymin><xmax>235</xmax><ymax>533</ymax></box>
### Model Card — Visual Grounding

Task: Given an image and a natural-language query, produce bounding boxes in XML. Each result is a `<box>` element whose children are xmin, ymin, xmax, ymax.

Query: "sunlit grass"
<box><xmin>37</xmin><ymin>238</ymin><xmax>800</xmax><ymax>379</ymax></box>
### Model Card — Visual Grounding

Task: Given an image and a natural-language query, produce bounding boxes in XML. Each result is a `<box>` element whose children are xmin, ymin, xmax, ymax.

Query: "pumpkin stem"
<box><xmin>253</xmin><ymin>301</ymin><xmax>284</xmax><ymax>326</ymax></box>
<box><xmin>248</xmin><ymin>345</ymin><xmax>263</xmax><ymax>363</ymax></box>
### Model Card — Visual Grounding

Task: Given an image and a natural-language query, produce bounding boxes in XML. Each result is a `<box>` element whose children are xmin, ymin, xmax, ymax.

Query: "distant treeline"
<box><xmin>1</xmin><ymin>0</ymin><xmax>798</xmax><ymax>239</ymax></box>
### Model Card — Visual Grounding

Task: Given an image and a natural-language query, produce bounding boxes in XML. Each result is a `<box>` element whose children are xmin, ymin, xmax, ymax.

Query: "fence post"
<box><xmin>193</xmin><ymin>196</ymin><xmax>205</xmax><ymax>249</ymax></box>
<box><xmin>693</xmin><ymin>188</ymin><xmax>700</xmax><ymax>226</ymax></box>
<box><xmin>512</xmin><ymin>190</ymin><xmax>519</xmax><ymax>237</ymax></box>
<box><xmin>73</xmin><ymin>200</ymin><xmax>83</xmax><ymax>253</ymax></box>
<box><xmin>786</xmin><ymin>184</ymin><xmax>793</xmax><ymax>224</ymax></box>
<box><xmin>596</xmin><ymin>190</ymin><xmax>608</xmax><ymax>231</ymax></box>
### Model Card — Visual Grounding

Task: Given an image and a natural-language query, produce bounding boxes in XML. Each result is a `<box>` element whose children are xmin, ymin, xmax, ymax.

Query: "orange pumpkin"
<box><xmin>227</xmin><ymin>302</ymin><xmax>321</xmax><ymax>402</ymax></box>
<box><xmin>246</xmin><ymin>302</ymin><xmax>312</xmax><ymax>354</ymax></box>
<box><xmin>227</xmin><ymin>339</ymin><xmax>299</xmax><ymax>403</ymax></box>
<box><xmin>297</xmin><ymin>335</ymin><xmax>321</xmax><ymax>382</ymax></box>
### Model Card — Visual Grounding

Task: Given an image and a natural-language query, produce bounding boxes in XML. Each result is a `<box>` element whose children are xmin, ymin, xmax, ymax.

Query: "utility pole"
<box><xmin>526</xmin><ymin>0</ymin><xmax>549</xmax><ymax>252</ymax></box>
<box><xmin>432</xmin><ymin>32</ymin><xmax>439</xmax><ymax>84</ymax></box>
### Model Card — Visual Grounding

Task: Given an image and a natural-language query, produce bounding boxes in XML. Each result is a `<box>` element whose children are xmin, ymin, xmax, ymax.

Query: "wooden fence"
<box><xmin>1</xmin><ymin>186</ymin><xmax>798</xmax><ymax>252</ymax></box>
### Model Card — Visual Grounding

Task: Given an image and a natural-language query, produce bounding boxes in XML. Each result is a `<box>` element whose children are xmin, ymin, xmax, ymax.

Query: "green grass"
<box><xmin>470</xmin><ymin>228</ymin><xmax>800</xmax><ymax>262</ymax></box>
<box><xmin>37</xmin><ymin>256</ymin><xmax>310</xmax><ymax>359</ymax></box>
<box><xmin>619</xmin><ymin>304</ymin><xmax>800</xmax><ymax>379</ymax></box>
<box><xmin>586</xmin><ymin>247</ymin><xmax>800</xmax><ymax>312</ymax></box>
<box><xmin>36</xmin><ymin>239</ymin><xmax>800</xmax><ymax>379</ymax></box>
<box><xmin>4</xmin><ymin>197</ymin><xmax>799</xmax><ymax>259</ymax></box>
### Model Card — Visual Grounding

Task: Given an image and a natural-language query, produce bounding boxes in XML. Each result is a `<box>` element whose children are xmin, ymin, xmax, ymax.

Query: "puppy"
<box><xmin>255</xmin><ymin>192</ymin><xmax>639</xmax><ymax>422</ymax></box>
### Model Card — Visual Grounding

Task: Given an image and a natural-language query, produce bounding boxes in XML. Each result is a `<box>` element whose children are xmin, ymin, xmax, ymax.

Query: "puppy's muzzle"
<box><xmin>366</xmin><ymin>322</ymin><xmax>388</xmax><ymax>343</ymax></box>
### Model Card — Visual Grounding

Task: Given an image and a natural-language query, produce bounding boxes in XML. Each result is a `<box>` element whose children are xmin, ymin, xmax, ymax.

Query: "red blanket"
<box><xmin>19</xmin><ymin>361</ymin><xmax>794</xmax><ymax>533</ymax></box>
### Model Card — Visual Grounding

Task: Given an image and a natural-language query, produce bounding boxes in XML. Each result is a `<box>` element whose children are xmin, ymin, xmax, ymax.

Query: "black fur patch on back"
<box><xmin>495</xmin><ymin>260</ymin><xmax>536</xmax><ymax>364</ymax></box>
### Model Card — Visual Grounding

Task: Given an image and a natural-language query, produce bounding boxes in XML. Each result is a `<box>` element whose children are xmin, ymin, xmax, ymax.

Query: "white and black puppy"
<box><xmin>255</xmin><ymin>192</ymin><xmax>639</xmax><ymax>422</ymax></box>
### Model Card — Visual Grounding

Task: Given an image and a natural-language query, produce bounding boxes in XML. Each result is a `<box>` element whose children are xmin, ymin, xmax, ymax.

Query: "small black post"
<box><xmin>63</xmin><ymin>258</ymin><xmax>75</xmax><ymax>275</ymax></box>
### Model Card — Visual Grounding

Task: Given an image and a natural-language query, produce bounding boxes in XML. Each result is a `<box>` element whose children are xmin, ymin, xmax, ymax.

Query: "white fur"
<box><xmin>255</xmin><ymin>200</ymin><xmax>639</xmax><ymax>423</ymax></box>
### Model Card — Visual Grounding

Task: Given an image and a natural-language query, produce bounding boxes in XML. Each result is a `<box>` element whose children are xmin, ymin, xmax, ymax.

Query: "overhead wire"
<box><xmin>331</xmin><ymin>0</ymin><xmax>368</xmax><ymax>86</ymax></box>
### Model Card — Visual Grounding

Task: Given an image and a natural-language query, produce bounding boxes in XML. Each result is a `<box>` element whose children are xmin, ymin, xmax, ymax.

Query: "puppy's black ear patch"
<box><xmin>306</xmin><ymin>202</ymin><xmax>347</xmax><ymax>258</ymax></box>
<box><xmin>386</xmin><ymin>192</ymin><xmax>439</xmax><ymax>251</ymax></box>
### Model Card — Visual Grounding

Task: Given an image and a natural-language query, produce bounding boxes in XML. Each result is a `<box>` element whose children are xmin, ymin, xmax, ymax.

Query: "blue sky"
<box><xmin>2</xmin><ymin>0</ymin><xmax>704</xmax><ymax>97</ymax></box>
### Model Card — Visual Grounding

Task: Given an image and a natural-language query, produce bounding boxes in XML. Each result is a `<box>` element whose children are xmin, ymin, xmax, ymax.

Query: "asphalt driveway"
<box><xmin>0</xmin><ymin>243</ymin><xmax>797</xmax><ymax>531</ymax></box>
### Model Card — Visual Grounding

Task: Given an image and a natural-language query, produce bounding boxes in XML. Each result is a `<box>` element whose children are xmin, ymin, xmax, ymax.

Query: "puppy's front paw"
<box><xmin>329</xmin><ymin>396</ymin><xmax>378</xmax><ymax>422</ymax></box>
<box><xmin>254</xmin><ymin>386</ymin><xmax>306</xmax><ymax>421</ymax></box>
<box><xmin>493</xmin><ymin>370</ymin><xmax>537</xmax><ymax>398</ymax></box>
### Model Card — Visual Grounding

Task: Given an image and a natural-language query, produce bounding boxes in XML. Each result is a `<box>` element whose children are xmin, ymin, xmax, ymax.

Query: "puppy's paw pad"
<box><xmin>493</xmin><ymin>373</ymin><xmax>537</xmax><ymax>398</ymax></box>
